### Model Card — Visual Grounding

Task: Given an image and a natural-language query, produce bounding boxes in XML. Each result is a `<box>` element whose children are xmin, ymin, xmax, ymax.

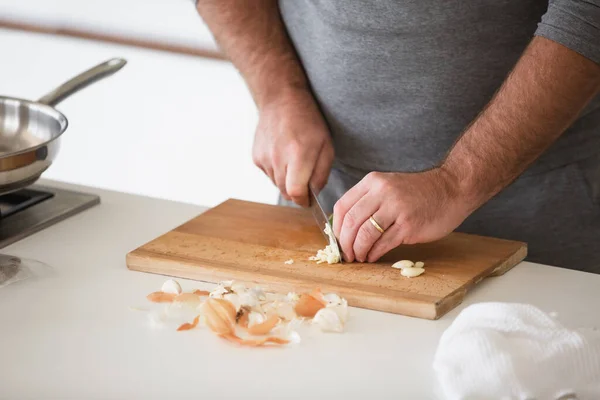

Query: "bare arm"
<box><xmin>195</xmin><ymin>0</ymin><xmax>308</xmax><ymax>108</ymax></box>
<box><xmin>195</xmin><ymin>0</ymin><xmax>335</xmax><ymax>206</ymax></box>
<box><xmin>442</xmin><ymin>36</ymin><xmax>600</xmax><ymax>214</ymax></box>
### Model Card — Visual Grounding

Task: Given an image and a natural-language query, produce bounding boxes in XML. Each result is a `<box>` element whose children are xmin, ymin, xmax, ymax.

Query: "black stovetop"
<box><xmin>0</xmin><ymin>189</ymin><xmax>54</xmax><ymax>219</ymax></box>
<box><xmin>0</xmin><ymin>184</ymin><xmax>100</xmax><ymax>248</ymax></box>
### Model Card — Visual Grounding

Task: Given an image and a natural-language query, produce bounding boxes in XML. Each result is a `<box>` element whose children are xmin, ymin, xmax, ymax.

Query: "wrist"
<box><xmin>248</xmin><ymin>53</ymin><xmax>311</xmax><ymax>111</ymax></box>
<box><xmin>437</xmin><ymin>161</ymin><xmax>488</xmax><ymax>216</ymax></box>
<box><xmin>256</xmin><ymin>81</ymin><xmax>312</xmax><ymax>112</ymax></box>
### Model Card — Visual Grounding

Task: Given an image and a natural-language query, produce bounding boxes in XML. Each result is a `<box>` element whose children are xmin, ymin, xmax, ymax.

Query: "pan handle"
<box><xmin>37</xmin><ymin>58</ymin><xmax>127</xmax><ymax>107</ymax></box>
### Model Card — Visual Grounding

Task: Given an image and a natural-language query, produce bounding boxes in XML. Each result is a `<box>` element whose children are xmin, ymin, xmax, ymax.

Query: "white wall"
<box><xmin>0</xmin><ymin>0</ymin><xmax>219</xmax><ymax>51</ymax></box>
<box><xmin>0</xmin><ymin>22</ymin><xmax>280</xmax><ymax>207</ymax></box>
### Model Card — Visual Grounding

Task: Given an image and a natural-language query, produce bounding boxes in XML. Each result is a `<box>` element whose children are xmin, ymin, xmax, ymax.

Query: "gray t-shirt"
<box><xmin>278</xmin><ymin>0</ymin><xmax>600</xmax><ymax>178</ymax></box>
<box><xmin>276</xmin><ymin>0</ymin><xmax>600</xmax><ymax>272</ymax></box>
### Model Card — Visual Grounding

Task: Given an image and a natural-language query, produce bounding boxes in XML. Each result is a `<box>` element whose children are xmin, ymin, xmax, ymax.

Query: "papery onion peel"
<box><xmin>146</xmin><ymin>291</ymin><xmax>176</xmax><ymax>303</ymax></box>
<box><xmin>294</xmin><ymin>289</ymin><xmax>327</xmax><ymax>318</ymax></box>
<box><xmin>220</xmin><ymin>333</ymin><xmax>289</xmax><ymax>347</ymax></box>
<box><xmin>177</xmin><ymin>315</ymin><xmax>200</xmax><ymax>331</ymax></box>
<box><xmin>200</xmin><ymin>298</ymin><xmax>237</xmax><ymax>335</ymax></box>
<box><xmin>173</xmin><ymin>293</ymin><xmax>202</xmax><ymax>304</ymax></box>
<box><xmin>247</xmin><ymin>314</ymin><xmax>280</xmax><ymax>336</ymax></box>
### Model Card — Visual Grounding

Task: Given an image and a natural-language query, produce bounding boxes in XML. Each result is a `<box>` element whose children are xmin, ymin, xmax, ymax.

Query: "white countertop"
<box><xmin>1</xmin><ymin>179</ymin><xmax>600</xmax><ymax>399</ymax></box>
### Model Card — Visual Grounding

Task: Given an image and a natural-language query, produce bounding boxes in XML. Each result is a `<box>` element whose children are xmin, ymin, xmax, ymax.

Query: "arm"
<box><xmin>194</xmin><ymin>0</ymin><xmax>307</xmax><ymax>109</ymax></box>
<box><xmin>442</xmin><ymin>35</ymin><xmax>600</xmax><ymax>216</ymax></box>
<box><xmin>195</xmin><ymin>0</ymin><xmax>334</xmax><ymax>206</ymax></box>
<box><xmin>334</xmin><ymin>2</ymin><xmax>600</xmax><ymax>263</ymax></box>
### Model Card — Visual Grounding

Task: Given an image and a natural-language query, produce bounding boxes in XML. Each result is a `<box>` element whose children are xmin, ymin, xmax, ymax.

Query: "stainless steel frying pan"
<box><xmin>0</xmin><ymin>58</ymin><xmax>127</xmax><ymax>196</ymax></box>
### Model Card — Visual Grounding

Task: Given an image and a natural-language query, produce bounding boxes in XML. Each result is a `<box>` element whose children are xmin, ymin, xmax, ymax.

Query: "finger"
<box><xmin>366</xmin><ymin>223</ymin><xmax>406</xmax><ymax>263</ymax></box>
<box><xmin>256</xmin><ymin>160</ymin><xmax>276</xmax><ymax>186</ymax></box>
<box><xmin>353</xmin><ymin>210</ymin><xmax>395</xmax><ymax>263</ymax></box>
<box><xmin>265</xmin><ymin>166</ymin><xmax>275</xmax><ymax>185</ymax></box>
<box><xmin>338</xmin><ymin>193</ymin><xmax>381</xmax><ymax>262</ymax></box>
<box><xmin>332</xmin><ymin>176</ymin><xmax>371</xmax><ymax>239</ymax></box>
<box><xmin>274</xmin><ymin>163</ymin><xmax>291</xmax><ymax>201</ymax></box>
<box><xmin>309</xmin><ymin>144</ymin><xmax>334</xmax><ymax>191</ymax></box>
<box><xmin>260</xmin><ymin>163</ymin><xmax>274</xmax><ymax>182</ymax></box>
<box><xmin>286</xmin><ymin>148</ymin><xmax>319</xmax><ymax>207</ymax></box>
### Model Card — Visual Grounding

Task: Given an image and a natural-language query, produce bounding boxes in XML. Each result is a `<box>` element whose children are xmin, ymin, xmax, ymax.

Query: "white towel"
<box><xmin>432</xmin><ymin>303</ymin><xmax>600</xmax><ymax>400</ymax></box>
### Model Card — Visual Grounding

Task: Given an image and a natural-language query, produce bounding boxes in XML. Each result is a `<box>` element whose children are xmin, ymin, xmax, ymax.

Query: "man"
<box><xmin>194</xmin><ymin>1</ymin><xmax>600</xmax><ymax>272</ymax></box>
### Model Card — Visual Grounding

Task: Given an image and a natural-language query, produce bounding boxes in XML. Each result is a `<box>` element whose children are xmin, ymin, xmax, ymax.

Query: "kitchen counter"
<box><xmin>1</xmin><ymin>179</ymin><xmax>600</xmax><ymax>400</ymax></box>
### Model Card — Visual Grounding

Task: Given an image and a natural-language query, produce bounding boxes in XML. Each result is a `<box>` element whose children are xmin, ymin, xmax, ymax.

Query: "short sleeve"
<box><xmin>534</xmin><ymin>0</ymin><xmax>600</xmax><ymax>64</ymax></box>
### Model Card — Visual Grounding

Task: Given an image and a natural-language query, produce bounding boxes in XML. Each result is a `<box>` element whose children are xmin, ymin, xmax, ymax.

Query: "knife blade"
<box><xmin>308</xmin><ymin>185</ymin><xmax>341</xmax><ymax>259</ymax></box>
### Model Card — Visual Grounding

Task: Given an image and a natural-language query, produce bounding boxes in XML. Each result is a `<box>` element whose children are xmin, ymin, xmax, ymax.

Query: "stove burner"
<box><xmin>0</xmin><ymin>184</ymin><xmax>99</xmax><ymax>249</ymax></box>
<box><xmin>0</xmin><ymin>189</ymin><xmax>54</xmax><ymax>219</ymax></box>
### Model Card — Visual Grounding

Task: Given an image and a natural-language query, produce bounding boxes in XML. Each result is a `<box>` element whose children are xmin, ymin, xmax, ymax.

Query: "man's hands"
<box><xmin>252</xmin><ymin>89</ymin><xmax>334</xmax><ymax>206</ymax></box>
<box><xmin>196</xmin><ymin>0</ymin><xmax>600</xmax><ymax>258</ymax></box>
<box><xmin>332</xmin><ymin>168</ymin><xmax>472</xmax><ymax>263</ymax></box>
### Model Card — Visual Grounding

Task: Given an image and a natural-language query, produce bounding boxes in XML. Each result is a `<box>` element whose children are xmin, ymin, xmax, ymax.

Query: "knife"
<box><xmin>308</xmin><ymin>185</ymin><xmax>341</xmax><ymax>259</ymax></box>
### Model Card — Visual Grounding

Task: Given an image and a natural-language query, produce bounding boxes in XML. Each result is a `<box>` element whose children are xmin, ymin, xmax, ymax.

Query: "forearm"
<box><xmin>442</xmin><ymin>36</ymin><xmax>600</xmax><ymax>212</ymax></box>
<box><xmin>195</xmin><ymin>0</ymin><xmax>309</xmax><ymax>109</ymax></box>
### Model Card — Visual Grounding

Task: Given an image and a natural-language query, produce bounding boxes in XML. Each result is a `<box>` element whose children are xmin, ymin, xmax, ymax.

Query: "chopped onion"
<box><xmin>309</xmin><ymin>224</ymin><xmax>341</xmax><ymax>264</ymax></box>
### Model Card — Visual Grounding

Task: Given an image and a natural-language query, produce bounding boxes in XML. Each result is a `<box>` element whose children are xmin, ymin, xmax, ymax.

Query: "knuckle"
<box><xmin>366</xmin><ymin>171</ymin><xmax>382</xmax><ymax>181</ymax></box>
<box><xmin>287</xmin><ymin>184</ymin><xmax>306</xmax><ymax>198</ymax></box>
<box><xmin>276</xmin><ymin>176</ymin><xmax>286</xmax><ymax>190</ymax></box>
<box><xmin>378</xmin><ymin>178</ymin><xmax>391</xmax><ymax>191</ymax></box>
<box><xmin>333</xmin><ymin>201</ymin><xmax>343</xmax><ymax>215</ymax></box>
<box><xmin>401</xmin><ymin>220</ymin><xmax>414</xmax><ymax>237</ymax></box>
<box><xmin>270</xmin><ymin>148</ymin><xmax>282</xmax><ymax>165</ymax></box>
<box><xmin>364</xmin><ymin>171</ymin><xmax>377</xmax><ymax>183</ymax></box>
<box><xmin>402</xmin><ymin>236</ymin><xmax>415</xmax><ymax>245</ymax></box>
<box><xmin>377</xmin><ymin>178</ymin><xmax>392</xmax><ymax>192</ymax></box>
<box><xmin>353</xmin><ymin>241</ymin><xmax>368</xmax><ymax>262</ymax></box>
<box><xmin>252</xmin><ymin>149</ymin><xmax>264</xmax><ymax>166</ymax></box>
<box><xmin>344</xmin><ymin>208</ymin><xmax>360</xmax><ymax>230</ymax></box>
<box><xmin>357</xmin><ymin>223</ymin><xmax>378</xmax><ymax>242</ymax></box>
<box><xmin>286</xmin><ymin>140</ymin><xmax>304</xmax><ymax>157</ymax></box>
<box><xmin>366</xmin><ymin>171</ymin><xmax>385</xmax><ymax>189</ymax></box>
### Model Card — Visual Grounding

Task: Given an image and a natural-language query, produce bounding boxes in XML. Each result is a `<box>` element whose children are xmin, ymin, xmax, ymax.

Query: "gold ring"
<box><xmin>369</xmin><ymin>215</ymin><xmax>385</xmax><ymax>233</ymax></box>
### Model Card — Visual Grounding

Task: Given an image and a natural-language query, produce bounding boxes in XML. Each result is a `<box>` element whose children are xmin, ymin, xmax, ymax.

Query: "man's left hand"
<box><xmin>332</xmin><ymin>168</ymin><xmax>472</xmax><ymax>263</ymax></box>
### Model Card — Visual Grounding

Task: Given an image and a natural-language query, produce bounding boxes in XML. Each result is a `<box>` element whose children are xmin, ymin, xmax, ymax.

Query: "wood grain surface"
<box><xmin>126</xmin><ymin>199</ymin><xmax>527</xmax><ymax>319</ymax></box>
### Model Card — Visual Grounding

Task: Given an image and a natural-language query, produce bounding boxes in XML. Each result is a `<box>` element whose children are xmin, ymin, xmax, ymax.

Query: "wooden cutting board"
<box><xmin>126</xmin><ymin>199</ymin><xmax>527</xmax><ymax>320</ymax></box>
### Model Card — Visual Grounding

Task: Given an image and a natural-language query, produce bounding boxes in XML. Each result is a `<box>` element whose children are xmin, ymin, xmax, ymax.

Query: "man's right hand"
<box><xmin>252</xmin><ymin>88</ymin><xmax>334</xmax><ymax>207</ymax></box>
<box><xmin>194</xmin><ymin>0</ymin><xmax>333</xmax><ymax>206</ymax></box>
